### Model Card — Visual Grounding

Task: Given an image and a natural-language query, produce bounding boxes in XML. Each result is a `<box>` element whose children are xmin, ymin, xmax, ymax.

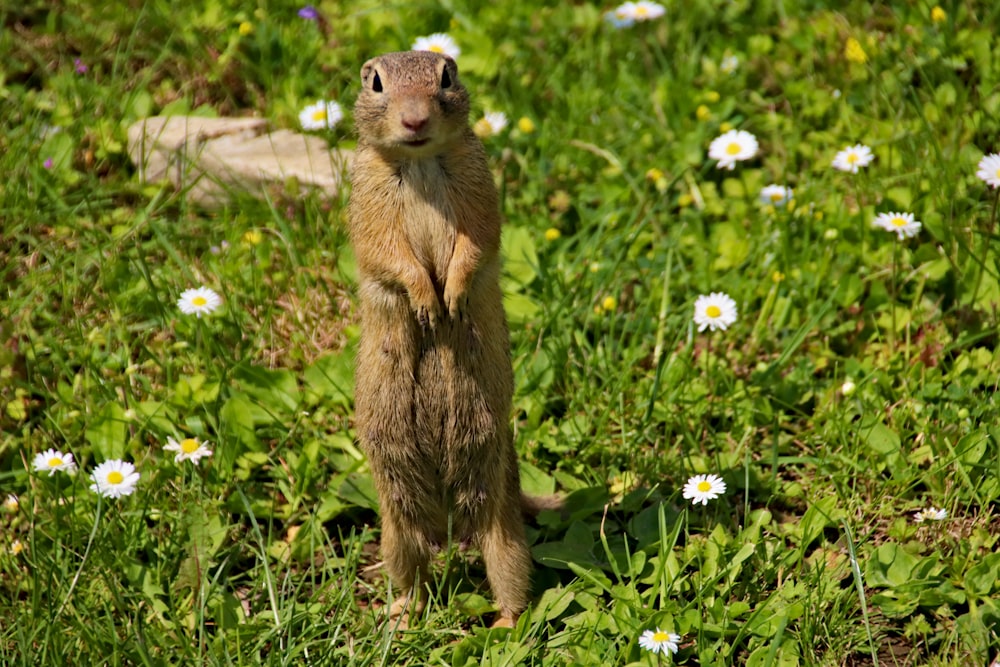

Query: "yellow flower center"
<box><xmin>311</xmin><ymin>109</ymin><xmax>327</xmax><ymax>122</ymax></box>
<box><xmin>181</xmin><ymin>438</ymin><xmax>199</xmax><ymax>454</ymax></box>
<box><xmin>107</xmin><ymin>471</ymin><xmax>124</xmax><ymax>485</ymax></box>
<box><xmin>995</xmin><ymin>167</ymin><xmax>1000</xmax><ymax>178</ymax></box>
<box><xmin>845</xmin><ymin>38</ymin><xmax>867</xmax><ymax>63</ymax></box>
<box><xmin>890</xmin><ymin>217</ymin><xmax>907</xmax><ymax>227</ymax></box>
<box><xmin>697</xmin><ymin>480</ymin><xmax>712</xmax><ymax>492</ymax></box>
<box><xmin>48</xmin><ymin>457</ymin><xmax>63</xmax><ymax>467</ymax></box>
<box><xmin>473</xmin><ymin>118</ymin><xmax>492</xmax><ymax>137</ymax></box>
<box><xmin>635</xmin><ymin>6</ymin><xmax>649</xmax><ymax>17</ymax></box>
<box><xmin>726</xmin><ymin>142</ymin><xmax>742</xmax><ymax>155</ymax></box>
<box><xmin>428</xmin><ymin>45</ymin><xmax>444</xmax><ymax>53</ymax></box>
<box><xmin>191</xmin><ymin>296</ymin><xmax>207</xmax><ymax>307</ymax></box>
<box><xmin>652</xmin><ymin>631</ymin><xmax>671</xmax><ymax>642</ymax></box>
<box><xmin>770</xmin><ymin>192</ymin><xmax>784</xmax><ymax>202</ymax></box>
<box><xmin>705</xmin><ymin>305</ymin><xmax>722</xmax><ymax>318</ymax></box>
<box><xmin>847</xmin><ymin>153</ymin><xmax>859</xmax><ymax>164</ymax></box>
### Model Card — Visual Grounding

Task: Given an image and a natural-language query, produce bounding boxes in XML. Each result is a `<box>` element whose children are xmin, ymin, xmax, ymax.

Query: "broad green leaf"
<box><xmin>338</xmin><ymin>472</ymin><xmax>378</xmax><ymax>510</ymax></box>
<box><xmin>865</xmin><ymin>543</ymin><xmax>921</xmax><ymax>588</ymax></box>
<box><xmin>964</xmin><ymin>552</ymin><xmax>1000</xmax><ymax>597</ymax></box>
<box><xmin>862</xmin><ymin>421</ymin><xmax>900</xmax><ymax>455</ymax></box>
<box><xmin>234</xmin><ymin>363</ymin><xmax>300</xmax><ymax>414</ymax></box>
<box><xmin>85</xmin><ymin>402</ymin><xmax>127</xmax><ymax>459</ymax></box>
<box><xmin>303</xmin><ymin>351</ymin><xmax>354</xmax><ymax>408</ymax></box>
<box><xmin>502</xmin><ymin>224</ymin><xmax>539</xmax><ymax>287</ymax></box>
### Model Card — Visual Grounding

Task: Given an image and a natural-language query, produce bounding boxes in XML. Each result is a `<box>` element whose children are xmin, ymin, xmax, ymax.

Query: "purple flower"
<box><xmin>43</xmin><ymin>158</ymin><xmax>54</xmax><ymax>169</ymax></box>
<box><xmin>74</xmin><ymin>58</ymin><xmax>88</xmax><ymax>74</ymax></box>
<box><xmin>298</xmin><ymin>5</ymin><xmax>318</xmax><ymax>19</ymax></box>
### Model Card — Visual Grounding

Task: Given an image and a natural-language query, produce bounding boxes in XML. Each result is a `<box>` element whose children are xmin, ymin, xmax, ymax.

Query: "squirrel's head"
<box><xmin>354</xmin><ymin>51</ymin><xmax>471</xmax><ymax>157</ymax></box>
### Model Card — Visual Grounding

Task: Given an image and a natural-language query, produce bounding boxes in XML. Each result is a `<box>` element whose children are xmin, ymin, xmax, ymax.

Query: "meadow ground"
<box><xmin>2</xmin><ymin>1</ymin><xmax>1000</xmax><ymax>665</ymax></box>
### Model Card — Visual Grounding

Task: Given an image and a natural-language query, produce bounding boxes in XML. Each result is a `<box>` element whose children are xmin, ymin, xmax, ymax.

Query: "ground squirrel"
<box><xmin>348</xmin><ymin>51</ymin><xmax>551</xmax><ymax>628</ymax></box>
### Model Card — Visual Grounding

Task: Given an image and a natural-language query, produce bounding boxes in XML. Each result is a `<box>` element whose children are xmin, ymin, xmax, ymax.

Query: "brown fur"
<box><xmin>348</xmin><ymin>51</ymin><xmax>537</xmax><ymax>628</ymax></box>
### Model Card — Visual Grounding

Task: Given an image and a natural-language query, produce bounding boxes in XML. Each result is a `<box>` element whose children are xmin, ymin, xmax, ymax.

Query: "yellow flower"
<box><xmin>719</xmin><ymin>121</ymin><xmax>733</xmax><ymax>133</ymax></box>
<box><xmin>771</xmin><ymin>271</ymin><xmax>785</xmax><ymax>283</ymax></box>
<box><xmin>238</xmin><ymin>21</ymin><xmax>253</xmax><ymax>36</ymax></box>
<box><xmin>517</xmin><ymin>116</ymin><xmax>535</xmax><ymax>134</ymax></box>
<box><xmin>544</xmin><ymin>227</ymin><xmax>561</xmax><ymax>241</ymax></box>
<box><xmin>601</xmin><ymin>296</ymin><xmax>617</xmax><ymax>312</ymax></box>
<box><xmin>845</xmin><ymin>37</ymin><xmax>867</xmax><ymax>64</ymax></box>
<box><xmin>704</xmin><ymin>90</ymin><xmax>720</xmax><ymax>104</ymax></box>
<box><xmin>11</xmin><ymin>540</ymin><xmax>24</xmax><ymax>555</ymax></box>
<box><xmin>930</xmin><ymin>6</ymin><xmax>946</xmax><ymax>23</ymax></box>
<box><xmin>678</xmin><ymin>193</ymin><xmax>694</xmax><ymax>208</ymax></box>
<box><xmin>646</xmin><ymin>167</ymin><xmax>668</xmax><ymax>193</ymax></box>
<box><xmin>243</xmin><ymin>229</ymin><xmax>263</xmax><ymax>245</ymax></box>
<box><xmin>696</xmin><ymin>104</ymin><xmax>711</xmax><ymax>121</ymax></box>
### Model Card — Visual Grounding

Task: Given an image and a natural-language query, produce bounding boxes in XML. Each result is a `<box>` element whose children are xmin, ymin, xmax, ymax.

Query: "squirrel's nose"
<box><xmin>401</xmin><ymin>115</ymin><xmax>429</xmax><ymax>133</ymax></box>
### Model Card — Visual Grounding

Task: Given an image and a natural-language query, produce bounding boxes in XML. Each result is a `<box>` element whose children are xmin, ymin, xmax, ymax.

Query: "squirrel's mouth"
<box><xmin>404</xmin><ymin>138</ymin><xmax>430</xmax><ymax>147</ymax></box>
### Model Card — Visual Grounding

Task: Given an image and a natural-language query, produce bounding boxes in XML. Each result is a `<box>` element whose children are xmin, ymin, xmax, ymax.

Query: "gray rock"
<box><xmin>127</xmin><ymin>115</ymin><xmax>351</xmax><ymax>208</ymax></box>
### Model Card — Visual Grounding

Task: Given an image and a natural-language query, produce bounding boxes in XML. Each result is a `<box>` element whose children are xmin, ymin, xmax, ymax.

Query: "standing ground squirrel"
<box><xmin>348</xmin><ymin>51</ymin><xmax>551</xmax><ymax>628</ymax></box>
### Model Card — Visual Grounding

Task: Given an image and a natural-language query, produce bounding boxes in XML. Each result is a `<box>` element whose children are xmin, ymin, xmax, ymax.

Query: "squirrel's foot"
<box><xmin>388</xmin><ymin>590</ymin><xmax>426</xmax><ymax>630</ymax></box>
<box><xmin>490</xmin><ymin>612</ymin><xmax>518</xmax><ymax>629</ymax></box>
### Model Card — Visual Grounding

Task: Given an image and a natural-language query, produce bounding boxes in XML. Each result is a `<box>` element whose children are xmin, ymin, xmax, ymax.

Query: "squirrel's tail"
<box><xmin>520</xmin><ymin>492</ymin><xmax>564</xmax><ymax>518</ymax></box>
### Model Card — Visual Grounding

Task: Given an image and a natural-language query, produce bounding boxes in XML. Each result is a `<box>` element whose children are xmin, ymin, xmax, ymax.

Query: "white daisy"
<box><xmin>473</xmin><ymin>111</ymin><xmax>508</xmax><ymax>138</ymax></box>
<box><xmin>914</xmin><ymin>507</ymin><xmax>947</xmax><ymax>523</ymax></box>
<box><xmin>164</xmin><ymin>436</ymin><xmax>214</xmax><ymax>465</ymax></box>
<box><xmin>832</xmin><ymin>144</ymin><xmax>874</xmax><ymax>173</ymax></box>
<box><xmin>604</xmin><ymin>6</ymin><xmax>635</xmax><ymax>28</ymax></box>
<box><xmin>975</xmin><ymin>153</ymin><xmax>1000</xmax><ymax>188</ymax></box>
<box><xmin>32</xmin><ymin>449</ymin><xmax>77</xmax><ymax>476</ymax></box>
<box><xmin>299</xmin><ymin>100</ymin><xmax>343</xmax><ymax>131</ymax></box>
<box><xmin>720</xmin><ymin>55</ymin><xmax>739</xmax><ymax>75</ymax></box>
<box><xmin>4</xmin><ymin>494</ymin><xmax>19</xmax><ymax>512</ymax></box>
<box><xmin>11</xmin><ymin>539</ymin><xmax>24</xmax><ymax>555</ymax></box>
<box><xmin>89</xmin><ymin>460</ymin><xmax>140</xmax><ymax>499</ymax></box>
<box><xmin>177</xmin><ymin>286</ymin><xmax>222</xmax><ymax>318</ymax></box>
<box><xmin>682</xmin><ymin>474</ymin><xmax>727</xmax><ymax>505</ymax></box>
<box><xmin>841</xmin><ymin>380</ymin><xmax>857</xmax><ymax>396</ymax></box>
<box><xmin>411</xmin><ymin>33</ymin><xmax>461</xmax><ymax>59</ymax></box>
<box><xmin>759</xmin><ymin>184</ymin><xmax>793</xmax><ymax>206</ymax></box>
<box><xmin>693</xmin><ymin>292</ymin><xmax>738</xmax><ymax>332</ymax></box>
<box><xmin>873</xmin><ymin>211</ymin><xmax>921</xmax><ymax>240</ymax></box>
<box><xmin>638</xmin><ymin>628</ymin><xmax>681</xmax><ymax>655</ymax></box>
<box><xmin>628</xmin><ymin>1</ymin><xmax>666</xmax><ymax>21</ymax></box>
<box><xmin>708</xmin><ymin>129</ymin><xmax>759</xmax><ymax>170</ymax></box>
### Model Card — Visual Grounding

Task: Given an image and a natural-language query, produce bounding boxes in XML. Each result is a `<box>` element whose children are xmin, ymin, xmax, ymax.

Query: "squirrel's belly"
<box><xmin>398</xmin><ymin>165</ymin><xmax>457</xmax><ymax>285</ymax></box>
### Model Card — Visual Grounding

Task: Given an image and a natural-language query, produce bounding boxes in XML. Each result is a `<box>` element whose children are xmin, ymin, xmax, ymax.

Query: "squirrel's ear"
<box><xmin>440</xmin><ymin>66</ymin><xmax>452</xmax><ymax>89</ymax></box>
<box><xmin>360</xmin><ymin>62</ymin><xmax>382</xmax><ymax>92</ymax></box>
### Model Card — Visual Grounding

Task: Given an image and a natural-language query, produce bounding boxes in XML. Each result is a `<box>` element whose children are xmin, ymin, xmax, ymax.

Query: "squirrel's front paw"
<box><xmin>443</xmin><ymin>285</ymin><xmax>469</xmax><ymax>322</ymax></box>
<box><xmin>409</xmin><ymin>283</ymin><xmax>441</xmax><ymax>328</ymax></box>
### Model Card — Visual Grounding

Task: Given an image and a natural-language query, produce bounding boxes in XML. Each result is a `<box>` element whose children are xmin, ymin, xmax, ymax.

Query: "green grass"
<box><xmin>3</xmin><ymin>0</ymin><xmax>1000</xmax><ymax>664</ymax></box>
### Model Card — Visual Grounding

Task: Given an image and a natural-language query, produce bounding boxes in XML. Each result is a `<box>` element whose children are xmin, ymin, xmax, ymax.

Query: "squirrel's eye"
<box><xmin>440</xmin><ymin>67</ymin><xmax>452</xmax><ymax>89</ymax></box>
<box><xmin>372</xmin><ymin>72</ymin><xmax>383</xmax><ymax>93</ymax></box>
